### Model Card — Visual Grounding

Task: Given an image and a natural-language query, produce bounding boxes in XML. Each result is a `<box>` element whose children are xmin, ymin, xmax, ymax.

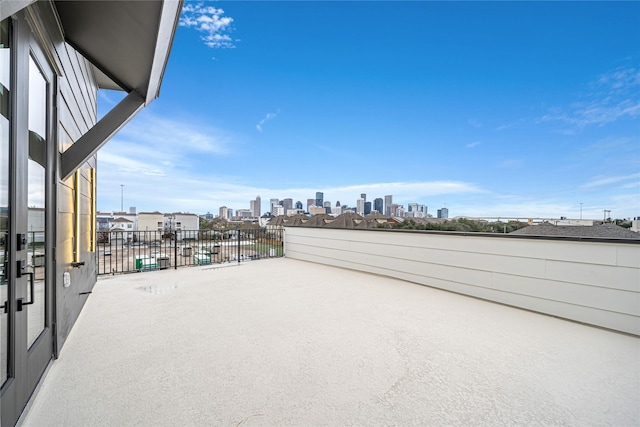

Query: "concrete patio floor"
<box><xmin>20</xmin><ymin>258</ymin><xmax>639</xmax><ymax>426</ymax></box>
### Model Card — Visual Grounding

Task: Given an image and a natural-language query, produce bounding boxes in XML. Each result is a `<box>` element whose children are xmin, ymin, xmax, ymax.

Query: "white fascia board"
<box><xmin>145</xmin><ymin>0</ymin><xmax>183</xmax><ymax>105</ymax></box>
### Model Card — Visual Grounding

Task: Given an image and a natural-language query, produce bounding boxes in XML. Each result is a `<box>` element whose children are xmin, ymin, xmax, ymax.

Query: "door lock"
<box><xmin>16</xmin><ymin>259</ymin><xmax>26</xmax><ymax>278</ymax></box>
<box><xmin>17</xmin><ymin>233</ymin><xmax>26</xmax><ymax>250</ymax></box>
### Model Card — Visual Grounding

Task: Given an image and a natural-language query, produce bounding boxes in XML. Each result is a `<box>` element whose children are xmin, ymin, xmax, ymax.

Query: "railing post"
<box><xmin>174</xmin><ymin>231</ymin><xmax>178</xmax><ymax>269</ymax></box>
<box><xmin>237</xmin><ymin>229</ymin><xmax>241</xmax><ymax>264</ymax></box>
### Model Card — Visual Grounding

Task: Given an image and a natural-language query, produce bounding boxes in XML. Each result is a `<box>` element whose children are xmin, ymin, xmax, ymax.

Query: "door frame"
<box><xmin>0</xmin><ymin>10</ymin><xmax>56</xmax><ymax>426</ymax></box>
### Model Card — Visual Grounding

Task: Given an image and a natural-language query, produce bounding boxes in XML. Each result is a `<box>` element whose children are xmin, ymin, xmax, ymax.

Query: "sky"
<box><xmin>97</xmin><ymin>1</ymin><xmax>640</xmax><ymax>220</ymax></box>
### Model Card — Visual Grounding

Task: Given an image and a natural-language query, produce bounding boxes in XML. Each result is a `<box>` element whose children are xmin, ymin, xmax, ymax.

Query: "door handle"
<box><xmin>0</xmin><ymin>271</ymin><xmax>35</xmax><ymax>313</ymax></box>
<box><xmin>16</xmin><ymin>272</ymin><xmax>34</xmax><ymax>312</ymax></box>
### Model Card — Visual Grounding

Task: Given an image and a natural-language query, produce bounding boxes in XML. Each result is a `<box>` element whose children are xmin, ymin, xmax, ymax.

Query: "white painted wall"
<box><xmin>284</xmin><ymin>227</ymin><xmax>640</xmax><ymax>335</ymax></box>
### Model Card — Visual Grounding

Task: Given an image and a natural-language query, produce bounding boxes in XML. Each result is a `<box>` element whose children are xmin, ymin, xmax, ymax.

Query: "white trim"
<box><xmin>145</xmin><ymin>0</ymin><xmax>182</xmax><ymax>105</ymax></box>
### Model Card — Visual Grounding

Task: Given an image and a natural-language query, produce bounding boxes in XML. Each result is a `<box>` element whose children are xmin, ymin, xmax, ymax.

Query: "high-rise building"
<box><xmin>236</xmin><ymin>209</ymin><xmax>252</xmax><ymax>218</ymax></box>
<box><xmin>250</xmin><ymin>195</ymin><xmax>261</xmax><ymax>217</ymax></box>
<box><xmin>315</xmin><ymin>192</ymin><xmax>324</xmax><ymax>207</ymax></box>
<box><xmin>360</xmin><ymin>193</ymin><xmax>366</xmax><ymax>202</ymax></box>
<box><xmin>384</xmin><ymin>195</ymin><xmax>393</xmax><ymax>216</ymax></box>
<box><xmin>437</xmin><ymin>207</ymin><xmax>449</xmax><ymax>219</ymax></box>
<box><xmin>389</xmin><ymin>203</ymin><xmax>402</xmax><ymax>217</ymax></box>
<box><xmin>408</xmin><ymin>203</ymin><xmax>427</xmax><ymax>218</ymax></box>
<box><xmin>219</xmin><ymin>206</ymin><xmax>229</xmax><ymax>219</ymax></box>
<box><xmin>295</xmin><ymin>200</ymin><xmax>303</xmax><ymax>210</ymax></box>
<box><xmin>356</xmin><ymin>198</ymin><xmax>365</xmax><ymax>215</ymax></box>
<box><xmin>364</xmin><ymin>201</ymin><xmax>372</xmax><ymax>215</ymax></box>
<box><xmin>323</xmin><ymin>201</ymin><xmax>331</xmax><ymax>209</ymax></box>
<box><xmin>306</xmin><ymin>199</ymin><xmax>315</xmax><ymax>211</ymax></box>
<box><xmin>374</xmin><ymin>198</ymin><xmax>383</xmax><ymax>215</ymax></box>
<box><xmin>270</xmin><ymin>198</ymin><xmax>280</xmax><ymax>214</ymax></box>
<box><xmin>282</xmin><ymin>198</ymin><xmax>293</xmax><ymax>214</ymax></box>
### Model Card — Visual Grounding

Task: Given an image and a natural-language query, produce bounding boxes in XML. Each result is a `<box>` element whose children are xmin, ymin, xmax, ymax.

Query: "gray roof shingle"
<box><xmin>510</xmin><ymin>223</ymin><xmax>639</xmax><ymax>239</ymax></box>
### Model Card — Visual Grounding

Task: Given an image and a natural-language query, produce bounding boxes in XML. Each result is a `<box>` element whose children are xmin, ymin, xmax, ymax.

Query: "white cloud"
<box><xmin>466</xmin><ymin>141</ymin><xmax>481</xmax><ymax>148</ymax></box>
<box><xmin>256</xmin><ymin>111</ymin><xmax>279</xmax><ymax>132</ymax></box>
<box><xmin>117</xmin><ymin>113</ymin><xmax>231</xmax><ymax>156</ymax></box>
<box><xmin>580</xmin><ymin>173</ymin><xmax>640</xmax><ymax>189</ymax></box>
<box><xmin>98</xmin><ymin>152</ymin><xmax>168</xmax><ymax>177</ymax></box>
<box><xmin>96</xmin><ymin>112</ymin><xmax>236</xmax><ymax>212</ymax></box>
<box><xmin>538</xmin><ymin>66</ymin><xmax>640</xmax><ymax>132</ymax></box>
<box><xmin>594</xmin><ymin>67</ymin><xmax>640</xmax><ymax>95</ymax></box>
<box><xmin>179</xmin><ymin>2</ymin><xmax>236</xmax><ymax>49</ymax></box>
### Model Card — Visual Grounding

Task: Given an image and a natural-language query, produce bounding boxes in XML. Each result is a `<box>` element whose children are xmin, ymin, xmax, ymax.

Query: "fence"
<box><xmin>97</xmin><ymin>227</ymin><xmax>284</xmax><ymax>275</ymax></box>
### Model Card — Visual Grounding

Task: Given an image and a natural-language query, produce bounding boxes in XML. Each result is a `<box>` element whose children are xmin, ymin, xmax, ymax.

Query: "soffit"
<box><xmin>53</xmin><ymin>0</ymin><xmax>176</xmax><ymax>98</ymax></box>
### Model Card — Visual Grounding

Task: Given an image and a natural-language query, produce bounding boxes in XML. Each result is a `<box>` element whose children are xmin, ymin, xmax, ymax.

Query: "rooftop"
<box><xmin>511</xmin><ymin>223</ymin><xmax>640</xmax><ymax>239</ymax></box>
<box><xmin>21</xmin><ymin>258</ymin><xmax>639</xmax><ymax>426</ymax></box>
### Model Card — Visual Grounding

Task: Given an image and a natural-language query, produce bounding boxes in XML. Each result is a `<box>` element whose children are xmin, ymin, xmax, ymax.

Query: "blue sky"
<box><xmin>97</xmin><ymin>1</ymin><xmax>640</xmax><ymax>219</ymax></box>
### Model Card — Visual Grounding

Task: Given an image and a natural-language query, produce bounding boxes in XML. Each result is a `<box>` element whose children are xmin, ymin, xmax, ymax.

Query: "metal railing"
<box><xmin>96</xmin><ymin>227</ymin><xmax>284</xmax><ymax>275</ymax></box>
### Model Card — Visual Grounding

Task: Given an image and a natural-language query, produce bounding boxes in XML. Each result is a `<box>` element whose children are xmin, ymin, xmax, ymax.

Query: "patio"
<box><xmin>20</xmin><ymin>258</ymin><xmax>640</xmax><ymax>426</ymax></box>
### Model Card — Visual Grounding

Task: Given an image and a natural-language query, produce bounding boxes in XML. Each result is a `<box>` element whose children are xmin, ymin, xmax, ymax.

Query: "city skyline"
<box><xmin>96</xmin><ymin>1</ymin><xmax>639</xmax><ymax>219</ymax></box>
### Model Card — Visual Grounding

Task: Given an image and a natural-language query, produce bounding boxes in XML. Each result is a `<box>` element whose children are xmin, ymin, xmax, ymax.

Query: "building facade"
<box><xmin>374</xmin><ymin>198</ymin><xmax>383</xmax><ymax>214</ymax></box>
<box><xmin>282</xmin><ymin>198</ymin><xmax>293</xmax><ymax>215</ymax></box>
<box><xmin>250</xmin><ymin>195</ymin><xmax>261</xmax><ymax>218</ymax></box>
<box><xmin>0</xmin><ymin>3</ymin><xmax>181</xmax><ymax>424</ymax></box>
<box><xmin>384</xmin><ymin>195</ymin><xmax>393</xmax><ymax>216</ymax></box>
<box><xmin>164</xmin><ymin>213</ymin><xmax>199</xmax><ymax>241</ymax></box>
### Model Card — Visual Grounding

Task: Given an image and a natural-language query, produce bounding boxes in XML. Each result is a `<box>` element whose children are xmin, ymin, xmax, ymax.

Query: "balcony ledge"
<box><xmin>20</xmin><ymin>258</ymin><xmax>639</xmax><ymax>426</ymax></box>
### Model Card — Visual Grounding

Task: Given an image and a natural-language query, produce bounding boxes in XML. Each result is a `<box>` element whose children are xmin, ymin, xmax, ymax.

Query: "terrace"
<box><xmin>18</xmin><ymin>228</ymin><xmax>640</xmax><ymax>426</ymax></box>
<box><xmin>22</xmin><ymin>258</ymin><xmax>640</xmax><ymax>426</ymax></box>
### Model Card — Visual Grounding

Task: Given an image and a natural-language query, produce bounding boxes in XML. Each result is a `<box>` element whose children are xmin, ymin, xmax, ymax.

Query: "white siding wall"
<box><xmin>285</xmin><ymin>227</ymin><xmax>640</xmax><ymax>335</ymax></box>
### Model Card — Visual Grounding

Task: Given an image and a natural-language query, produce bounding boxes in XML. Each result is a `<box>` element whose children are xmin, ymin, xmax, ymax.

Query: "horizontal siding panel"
<box><xmin>491</xmin><ymin>272</ymin><xmax>640</xmax><ymax>316</ymax></box>
<box><xmin>329</xmin><ymin>229</ymin><xmax>621</xmax><ymax>266</ymax></box>
<box><xmin>348</xmin><ymin>240</ymin><xmax>549</xmax><ymax>280</ymax></box>
<box><xmin>70</xmin><ymin>47</ymin><xmax>94</xmax><ymax>125</ymax></box>
<box><xmin>616</xmin><ymin>246</ymin><xmax>640</xmax><ymax>268</ymax></box>
<box><xmin>60</xmin><ymin>43</ymin><xmax>92</xmax><ymax>130</ymax></box>
<box><xmin>545</xmin><ymin>260</ymin><xmax>639</xmax><ymax>292</ymax></box>
<box><xmin>57</xmin><ymin>186</ymin><xmax>74</xmax><ymax>214</ymax></box>
<box><xmin>287</xmin><ymin>234</ymin><xmax>350</xmax><ymax>251</ymax></box>
<box><xmin>58</xmin><ymin>77</ymin><xmax>88</xmax><ymax>135</ymax></box>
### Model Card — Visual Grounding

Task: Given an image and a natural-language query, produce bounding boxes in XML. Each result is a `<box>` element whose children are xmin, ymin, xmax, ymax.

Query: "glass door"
<box><xmin>26</xmin><ymin>49</ymin><xmax>47</xmax><ymax>351</ymax></box>
<box><xmin>1</xmin><ymin>14</ymin><xmax>54</xmax><ymax>426</ymax></box>
<box><xmin>1</xmin><ymin>17</ymin><xmax>10</xmax><ymax>390</ymax></box>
